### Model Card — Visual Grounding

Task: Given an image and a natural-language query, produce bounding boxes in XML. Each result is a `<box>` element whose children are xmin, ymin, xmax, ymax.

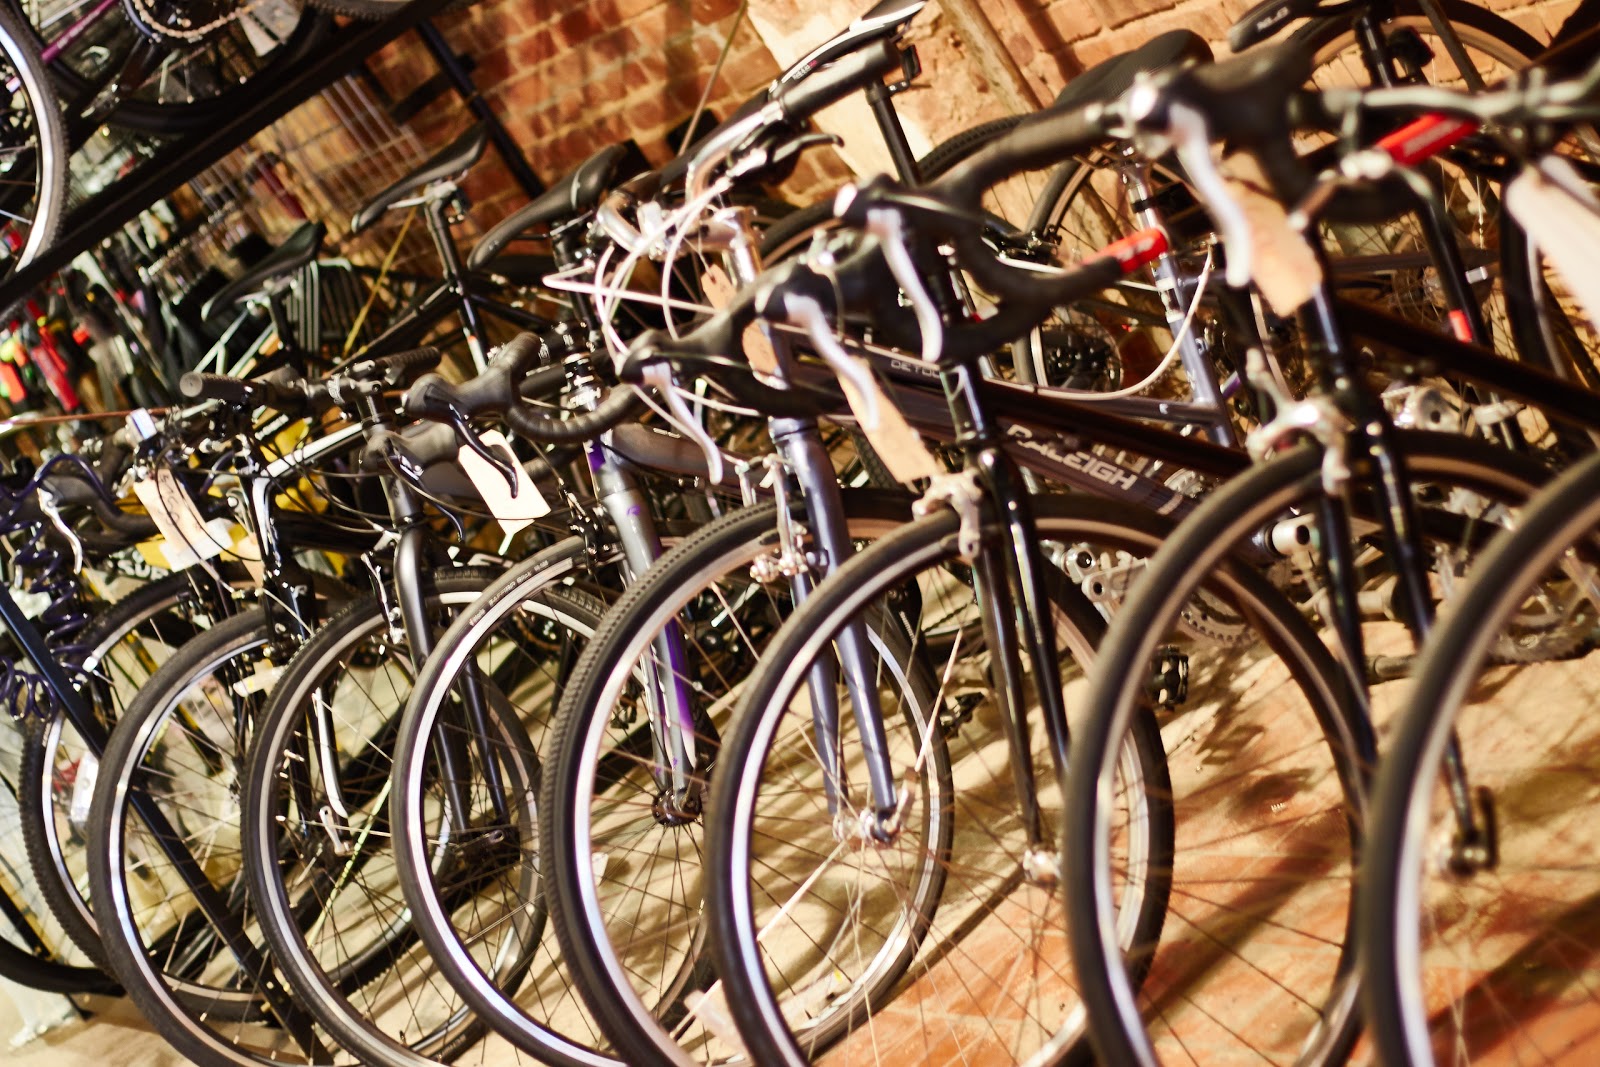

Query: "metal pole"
<box><xmin>414</xmin><ymin>20</ymin><xmax>545</xmax><ymax>200</ymax></box>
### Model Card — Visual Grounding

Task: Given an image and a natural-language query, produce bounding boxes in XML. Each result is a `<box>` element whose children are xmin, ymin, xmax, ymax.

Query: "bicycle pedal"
<box><xmin>1146</xmin><ymin>646</ymin><xmax>1188</xmax><ymax>709</ymax></box>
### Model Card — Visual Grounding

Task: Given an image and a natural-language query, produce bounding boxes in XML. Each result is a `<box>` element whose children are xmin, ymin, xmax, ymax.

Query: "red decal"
<box><xmin>1100</xmin><ymin>227</ymin><xmax>1170</xmax><ymax>274</ymax></box>
<box><xmin>1448</xmin><ymin>308</ymin><xmax>1474</xmax><ymax>343</ymax></box>
<box><xmin>1378</xmin><ymin>114</ymin><xmax>1478</xmax><ymax>167</ymax></box>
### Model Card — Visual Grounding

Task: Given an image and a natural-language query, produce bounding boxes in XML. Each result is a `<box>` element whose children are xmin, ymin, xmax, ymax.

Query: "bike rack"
<box><xmin>0</xmin><ymin>0</ymin><xmax>473</xmax><ymax>313</ymax></box>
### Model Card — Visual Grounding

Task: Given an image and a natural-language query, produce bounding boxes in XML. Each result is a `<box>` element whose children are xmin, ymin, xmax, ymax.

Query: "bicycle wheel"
<box><xmin>388</xmin><ymin>554</ymin><xmax>612</xmax><ymax>1067</ymax></box>
<box><xmin>10</xmin><ymin>0</ymin><xmax>327</xmax><ymax>136</ymax></box>
<box><xmin>538</xmin><ymin>491</ymin><xmax>913</xmax><ymax>1066</ymax></box>
<box><xmin>700</xmin><ymin>495</ymin><xmax>1191</xmax><ymax>1066</ymax></box>
<box><xmin>18</xmin><ymin>568</ymin><xmax>235</xmax><ymax>972</ymax></box>
<box><xmin>86</xmin><ymin>607</ymin><xmax>345</xmax><ymax>1065</ymax></box>
<box><xmin>0</xmin><ymin>759</ymin><xmax>114</xmax><ymax>993</ymax></box>
<box><xmin>1361</xmin><ymin>449</ymin><xmax>1600</xmax><ymax>1065</ymax></box>
<box><xmin>243</xmin><ymin>570</ymin><xmax>529</xmax><ymax>1066</ymax></box>
<box><xmin>0</xmin><ymin>3</ymin><xmax>64</xmax><ymax>278</ymax></box>
<box><xmin>1063</xmin><ymin>430</ymin><xmax>1552</xmax><ymax>1067</ymax></box>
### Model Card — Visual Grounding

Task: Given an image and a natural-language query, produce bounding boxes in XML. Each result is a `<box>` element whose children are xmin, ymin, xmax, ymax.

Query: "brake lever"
<box><xmin>641</xmin><ymin>362</ymin><xmax>725</xmax><ymax>485</ymax></box>
<box><xmin>37</xmin><ymin>489</ymin><xmax>83</xmax><ymax>574</ymax></box>
<box><xmin>783</xmin><ymin>294</ymin><xmax>880</xmax><ymax>429</ymax></box>
<box><xmin>447</xmin><ymin>408</ymin><xmax>520</xmax><ymax>492</ymax></box>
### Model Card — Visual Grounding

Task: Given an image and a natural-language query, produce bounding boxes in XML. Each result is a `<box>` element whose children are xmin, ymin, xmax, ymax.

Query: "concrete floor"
<box><xmin>0</xmin><ymin>993</ymin><xmax>187</xmax><ymax>1066</ymax></box>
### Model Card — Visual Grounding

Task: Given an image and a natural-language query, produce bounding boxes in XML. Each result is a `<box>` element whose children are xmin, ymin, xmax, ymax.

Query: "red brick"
<box><xmin>510</xmin><ymin>28</ymin><xmax>556</xmax><ymax>69</ymax></box>
<box><xmin>553</xmin><ymin>6</ymin><xmax>605</xmax><ymax>47</ymax></box>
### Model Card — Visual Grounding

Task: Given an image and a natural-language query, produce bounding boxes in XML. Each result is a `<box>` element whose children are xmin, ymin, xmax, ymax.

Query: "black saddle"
<box><xmin>1054</xmin><ymin>30</ymin><xmax>1214</xmax><ymax>112</ymax></box>
<box><xmin>782</xmin><ymin>0</ymin><xmax>925</xmax><ymax>78</ymax></box>
<box><xmin>202</xmin><ymin>221</ymin><xmax>325</xmax><ymax>322</ymax></box>
<box><xmin>351</xmin><ymin>124</ymin><xmax>489</xmax><ymax>235</ymax></box>
<box><xmin>466</xmin><ymin>143</ymin><xmax>636</xmax><ymax>271</ymax></box>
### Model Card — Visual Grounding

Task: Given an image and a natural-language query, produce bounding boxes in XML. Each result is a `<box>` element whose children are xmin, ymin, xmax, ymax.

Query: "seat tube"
<box><xmin>1122</xmin><ymin>158</ymin><xmax>1237</xmax><ymax>446</ymax></box>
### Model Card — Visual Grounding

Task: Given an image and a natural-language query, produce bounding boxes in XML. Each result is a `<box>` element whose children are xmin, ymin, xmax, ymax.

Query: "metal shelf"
<box><xmin>0</xmin><ymin>0</ymin><xmax>461</xmax><ymax>312</ymax></box>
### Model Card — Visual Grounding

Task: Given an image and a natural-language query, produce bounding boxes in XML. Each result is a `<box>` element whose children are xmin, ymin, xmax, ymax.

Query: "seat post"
<box><xmin>428</xmin><ymin>193</ymin><xmax>490</xmax><ymax>371</ymax></box>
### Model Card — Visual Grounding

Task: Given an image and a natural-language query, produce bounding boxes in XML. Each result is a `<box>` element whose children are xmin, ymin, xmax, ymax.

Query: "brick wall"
<box><xmin>364</xmin><ymin>0</ymin><xmax>1585</xmax><ymax>232</ymax></box>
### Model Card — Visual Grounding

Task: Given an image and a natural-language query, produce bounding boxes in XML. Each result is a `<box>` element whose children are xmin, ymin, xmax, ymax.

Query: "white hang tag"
<box><xmin>839</xmin><ymin>371</ymin><xmax>940</xmax><ymax>484</ymax></box>
<box><xmin>232</xmin><ymin>662</ymin><xmax>285</xmax><ymax>698</ymax></box>
<box><xmin>239</xmin><ymin>0</ymin><xmax>301</xmax><ymax>57</ymax></box>
<box><xmin>133</xmin><ymin>470</ymin><xmax>228</xmax><ymax>570</ymax></box>
<box><xmin>682</xmin><ymin>982</ymin><xmax>750</xmax><ymax>1059</ymax></box>
<box><xmin>1220</xmin><ymin>155</ymin><xmax>1322</xmax><ymax>315</ymax></box>
<box><xmin>458</xmin><ymin>430</ymin><xmax>550</xmax><ymax>538</ymax></box>
<box><xmin>1505</xmin><ymin>158</ymin><xmax>1600</xmax><ymax>331</ymax></box>
<box><xmin>68</xmin><ymin>753</ymin><xmax>98</xmax><ymax>830</ymax></box>
<box><xmin>701</xmin><ymin>264</ymin><xmax>779</xmax><ymax>375</ymax></box>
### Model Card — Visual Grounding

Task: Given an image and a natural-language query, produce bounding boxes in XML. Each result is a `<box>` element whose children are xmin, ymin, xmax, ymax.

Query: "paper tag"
<box><xmin>9</xmin><ymin>585</ymin><xmax>49</xmax><ymax>620</ymax></box>
<box><xmin>68</xmin><ymin>754</ymin><xmax>97</xmax><ymax>830</ymax></box>
<box><xmin>231</xmin><ymin>663</ymin><xmax>285</xmax><ymax>698</ymax></box>
<box><xmin>1221</xmin><ymin>155</ymin><xmax>1322</xmax><ymax>315</ymax></box>
<box><xmin>457</xmin><ymin>430</ymin><xmax>550</xmax><ymax>537</ymax></box>
<box><xmin>840</xmin><ymin>371</ymin><xmax>940</xmax><ymax>484</ymax></box>
<box><xmin>1506</xmin><ymin>157</ymin><xmax>1600</xmax><ymax>331</ymax></box>
<box><xmin>133</xmin><ymin>471</ymin><xmax>229</xmax><ymax>570</ymax></box>
<box><xmin>239</xmin><ymin>0</ymin><xmax>301</xmax><ymax>57</ymax></box>
<box><xmin>701</xmin><ymin>264</ymin><xmax>779</xmax><ymax>376</ymax></box>
<box><xmin>683</xmin><ymin>982</ymin><xmax>750</xmax><ymax>1058</ymax></box>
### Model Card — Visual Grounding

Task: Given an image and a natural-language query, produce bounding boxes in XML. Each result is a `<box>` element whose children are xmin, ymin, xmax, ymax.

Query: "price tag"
<box><xmin>1506</xmin><ymin>157</ymin><xmax>1600</xmax><ymax>332</ymax></box>
<box><xmin>839</xmin><ymin>372</ymin><xmax>939</xmax><ymax>484</ymax></box>
<box><xmin>458</xmin><ymin>430</ymin><xmax>550</xmax><ymax>538</ymax></box>
<box><xmin>133</xmin><ymin>470</ymin><xmax>229</xmax><ymax>570</ymax></box>
<box><xmin>1220</xmin><ymin>155</ymin><xmax>1321</xmax><ymax>315</ymax></box>
<box><xmin>701</xmin><ymin>264</ymin><xmax>779</xmax><ymax>375</ymax></box>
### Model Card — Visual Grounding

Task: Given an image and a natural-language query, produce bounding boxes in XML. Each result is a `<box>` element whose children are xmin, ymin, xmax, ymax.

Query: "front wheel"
<box><xmin>705</xmin><ymin>496</ymin><xmax>1180</xmax><ymax>1066</ymax></box>
<box><xmin>1063</xmin><ymin>432</ymin><xmax>1552</xmax><ymax>1066</ymax></box>
<box><xmin>1361</xmin><ymin>451</ymin><xmax>1600</xmax><ymax>1065</ymax></box>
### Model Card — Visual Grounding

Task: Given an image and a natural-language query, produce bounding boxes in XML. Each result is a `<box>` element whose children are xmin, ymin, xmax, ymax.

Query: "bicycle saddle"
<box><xmin>351</xmin><ymin>123</ymin><xmax>489</xmax><ymax>234</ymax></box>
<box><xmin>782</xmin><ymin>0</ymin><xmax>924</xmax><ymax>78</ymax></box>
<box><xmin>1229</xmin><ymin>0</ymin><xmax>1341</xmax><ymax>52</ymax></box>
<box><xmin>202</xmin><ymin>221</ymin><xmax>326</xmax><ymax>322</ymax></box>
<box><xmin>1053</xmin><ymin>29</ymin><xmax>1214</xmax><ymax>112</ymax></box>
<box><xmin>466</xmin><ymin>142</ymin><xmax>636</xmax><ymax>270</ymax></box>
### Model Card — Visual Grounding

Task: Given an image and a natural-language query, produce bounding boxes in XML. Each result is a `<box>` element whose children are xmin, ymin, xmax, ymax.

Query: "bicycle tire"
<box><xmin>538</xmin><ymin>490</ymin><xmax>915</xmax><ymax>1066</ymax></box>
<box><xmin>703</xmin><ymin>495</ymin><xmax>1181</xmax><ymax>1067</ymax></box>
<box><xmin>0</xmin><ymin>774</ymin><xmax>114</xmax><ymax>993</ymax></box>
<box><xmin>1360</xmin><ymin>449</ymin><xmax>1600</xmax><ymax>1065</ymax></box>
<box><xmin>86</xmin><ymin>607</ymin><xmax>339</xmax><ymax>1065</ymax></box>
<box><xmin>0</xmin><ymin>2</ymin><xmax>65</xmax><ymax>278</ymax></box>
<box><xmin>389</xmin><ymin>556</ymin><xmax>613</xmax><ymax>1067</ymax></box>
<box><xmin>18</xmin><ymin>568</ymin><xmax>235</xmax><ymax>973</ymax></box>
<box><xmin>243</xmin><ymin>569</ymin><xmax>511</xmax><ymax>1066</ymax></box>
<box><xmin>15</xmin><ymin>3</ymin><xmax>330</xmax><ymax>137</ymax></box>
<box><xmin>1062</xmin><ymin>430</ymin><xmax>1553</xmax><ymax>1067</ymax></box>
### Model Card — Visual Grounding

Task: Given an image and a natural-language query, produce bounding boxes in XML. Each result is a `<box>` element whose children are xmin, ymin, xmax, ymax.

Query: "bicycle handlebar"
<box><xmin>403</xmin><ymin>330</ymin><xmax>647</xmax><ymax>445</ymax></box>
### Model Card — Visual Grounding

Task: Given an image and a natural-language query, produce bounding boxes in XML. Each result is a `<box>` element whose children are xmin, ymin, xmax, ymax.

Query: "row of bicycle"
<box><xmin>5</xmin><ymin>0</ymin><xmax>1600</xmax><ymax>1065</ymax></box>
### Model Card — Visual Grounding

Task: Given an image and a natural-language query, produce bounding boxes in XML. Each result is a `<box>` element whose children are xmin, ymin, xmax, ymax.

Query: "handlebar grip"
<box><xmin>179</xmin><ymin>372</ymin><xmax>251</xmax><ymax>405</ymax></box>
<box><xmin>179</xmin><ymin>371</ymin><xmax>309</xmax><ymax>416</ymax></box>
<box><xmin>90</xmin><ymin>493</ymin><xmax>158</xmax><ymax>540</ymax></box>
<box><xmin>773</xmin><ymin>39</ymin><xmax>904</xmax><ymax>124</ymax></box>
<box><xmin>488</xmin><ymin>331</ymin><xmax>548</xmax><ymax>376</ymax></box>
<box><xmin>504</xmin><ymin>385</ymin><xmax>645</xmax><ymax>445</ymax></box>
<box><xmin>347</xmin><ymin>346</ymin><xmax>442</xmax><ymax>383</ymax></box>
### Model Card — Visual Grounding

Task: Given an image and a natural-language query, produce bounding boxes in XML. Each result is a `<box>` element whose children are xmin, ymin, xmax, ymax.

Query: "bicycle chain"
<box><xmin>123</xmin><ymin>0</ymin><xmax>268</xmax><ymax>45</ymax></box>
